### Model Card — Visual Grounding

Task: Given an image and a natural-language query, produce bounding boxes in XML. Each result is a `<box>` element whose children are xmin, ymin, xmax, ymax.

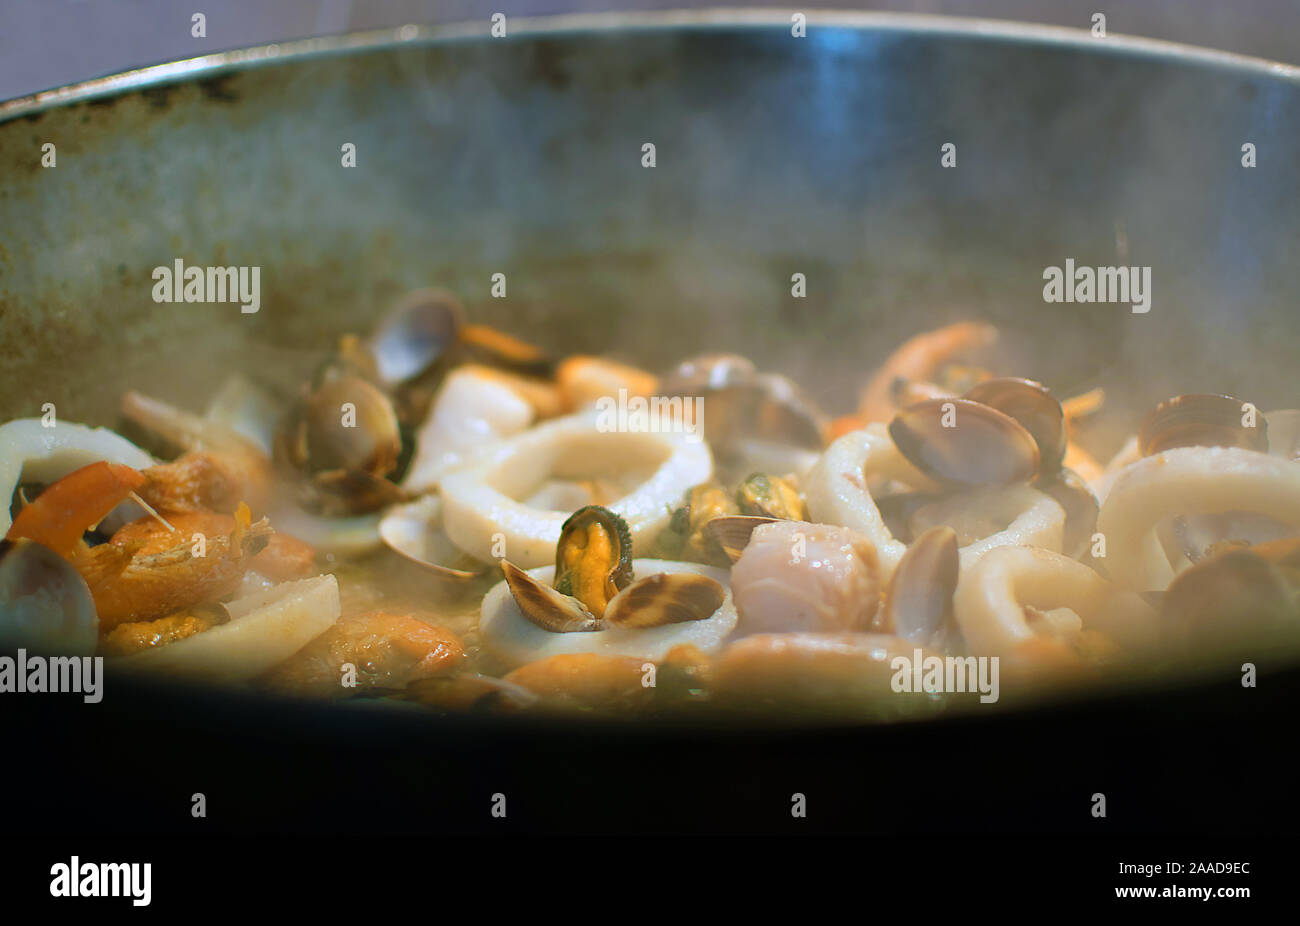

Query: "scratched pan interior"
<box><xmin>1</xmin><ymin>14</ymin><xmax>1300</xmax><ymax>832</ymax></box>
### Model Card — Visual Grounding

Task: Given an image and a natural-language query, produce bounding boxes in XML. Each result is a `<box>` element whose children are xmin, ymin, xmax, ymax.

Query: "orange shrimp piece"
<box><xmin>503</xmin><ymin>652</ymin><xmax>655</xmax><ymax>711</ymax></box>
<box><xmin>120</xmin><ymin>391</ymin><xmax>272</xmax><ymax>514</ymax></box>
<box><xmin>101</xmin><ymin>612</ymin><xmax>220</xmax><ymax>656</ymax></box>
<box><xmin>5</xmin><ymin>461</ymin><xmax>144</xmax><ymax>556</ymax></box>
<box><xmin>75</xmin><ymin>510</ymin><xmax>270</xmax><ymax>630</ymax></box>
<box><xmin>828</xmin><ymin>414</ymin><xmax>867</xmax><ymax>441</ymax></box>
<box><xmin>261</xmin><ymin>610</ymin><xmax>465</xmax><ymax>698</ymax></box>
<box><xmin>858</xmin><ymin>321</ymin><xmax>998</xmax><ymax>422</ymax></box>
<box><xmin>137</xmin><ymin>451</ymin><xmax>247</xmax><ymax>515</ymax></box>
<box><xmin>251</xmin><ymin>532</ymin><xmax>316</xmax><ymax>581</ymax></box>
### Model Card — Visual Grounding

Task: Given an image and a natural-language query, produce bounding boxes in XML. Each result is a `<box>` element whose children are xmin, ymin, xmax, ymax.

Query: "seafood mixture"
<box><xmin>3</xmin><ymin>291</ymin><xmax>1299</xmax><ymax>720</ymax></box>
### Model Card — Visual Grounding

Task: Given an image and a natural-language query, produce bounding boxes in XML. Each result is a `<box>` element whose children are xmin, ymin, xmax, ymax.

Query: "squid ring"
<box><xmin>479</xmin><ymin>559</ymin><xmax>737</xmax><ymax>667</ymax></box>
<box><xmin>954</xmin><ymin>545</ymin><xmax>1158</xmax><ymax>658</ymax></box>
<box><xmin>439</xmin><ymin>410</ymin><xmax>712</xmax><ymax>567</ymax></box>
<box><xmin>805</xmin><ymin>425</ymin><xmax>1064</xmax><ymax>578</ymax></box>
<box><xmin>120</xmin><ymin>575</ymin><xmax>341</xmax><ymax>681</ymax></box>
<box><xmin>1096</xmin><ymin>446</ymin><xmax>1300</xmax><ymax>591</ymax></box>
<box><xmin>0</xmin><ymin>419</ymin><xmax>153</xmax><ymax>536</ymax></box>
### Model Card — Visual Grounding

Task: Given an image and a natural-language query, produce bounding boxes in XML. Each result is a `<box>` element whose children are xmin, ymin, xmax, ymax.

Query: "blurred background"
<box><xmin>2</xmin><ymin>0</ymin><xmax>1298</xmax><ymax>101</ymax></box>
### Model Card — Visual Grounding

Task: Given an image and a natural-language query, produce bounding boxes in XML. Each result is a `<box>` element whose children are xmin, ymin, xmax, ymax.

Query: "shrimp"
<box><xmin>75</xmin><ymin>508</ymin><xmax>271</xmax><ymax>629</ymax></box>
<box><xmin>5</xmin><ymin>461</ymin><xmax>145</xmax><ymax>556</ymax></box>
<box><xmin>857</xmin><ymin>321</ymin><xmax>998</xmax><ymax>422</ymax></box>
<box><xmin>250</xmin><ymin>532</ymin><xmax>316</xmax><ymax>581</ymax></box>
<box><xmin>711</xmin><ymin>632</ymin><xmax>943</xmax><ymax>719</ymax></box>
<box><xmin>500</xmin><ymin>644</ymin><xmax>711</xmax><ymax>712</ymax></box>
<box><xmin>101</xmin><ymin>611</ymin><xmax>221</xmax><ymax>656</ymax></box>
<box><xmin>261</xmin><ymin>610</ymin><xmax>465</xmax><ymax>698</ymax></box>
<box><xmin>137</xmin><ymin>451</ymin><xmax>248</xmax><ymax>515</ymax></box>
<box><xmin>503</xmin><ymin>652</ymin><xmax>652</xmax><ymax>711</ymax></box>
<box><xmin>120</xmin><ymin>390</ymin><xmax>271</xmax><ymax>513</ymax></box>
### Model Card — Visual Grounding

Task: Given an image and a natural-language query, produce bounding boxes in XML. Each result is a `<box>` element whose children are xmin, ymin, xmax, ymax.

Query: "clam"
<box><xmin>1160</xmin><ymin>545</ymin><xmax>1296</xmax><ymax>649</ymax></box>
<box><xmin>368</xmin><ymin>289</ymin><xmax>465</xmax><ymax>387</ymax></box>
<box><xmin>378</xmin><ymin>495</ymin><xmax>486</xmax><ymax>580</ymax></box>
<box><xmin>603</xmin><ymin>572</ymin><xmax>727</xmax><ymax>628</ymax></box>
<box><xmin>501</xmin><ymin>561</ymin><xmax>604</xmax><ymax>633</ymax></box>
<box><xmin>660</xmin><ymin>353</ymin><xmax>757</xmax><ymax>395</ymax></box>
<box><xmin>878</xmin><ymin>525</ymin><xmax>959</xmax><ymax>647</ymax></box>
<box><xmin>735</xmin><ymin>472</ymin><xmax>806</xmax><ymax>520</ymax></box>
<box><xmin>965</xmin><ymin>377</ymin><xmax>1067</xmax><ymax>474</ymax></box>
<box><xmin>0</xmin><ymin>538</ymin><xmax>99</xmax><ymax>655</ymax></box>
<box><xmin>888</xmin><ymin>398</ymin><xmax>1040</xmax><ymax>486</ymax></box>
<box><xmin>276</xmin><ymin>374</ymin><xmax>405</xmax><ymax>515</ymax></box>
<box><xmin>1035</xmin><ymin>467</ymin><xmax>1099</xmax><ymax>560</ymax></box>
<box><xmin>702</xmin><ymin>514</ymin><xmax>779</xmax><ymax>563</ymax></box>
<box><xmin>874</xmin><ymin>491</ymin><xmax>941</xmax><ymax>545</ymax></box>
<box><xmin>1138</xmin><ymin>393</ymin><xmax>1269</xmax><ymax>457</ymax></box>
<box><xmin>661</xmin><ymin>355</ymin><xmax>828</xmax><ymax>458</ymax></box>
<box><xmin>311</xmin><ymin>333</ymin><xmax>381</xmax><ymax>388</ymax></box>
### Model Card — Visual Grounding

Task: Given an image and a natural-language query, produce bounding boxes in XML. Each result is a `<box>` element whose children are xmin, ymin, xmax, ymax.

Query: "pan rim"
<box><xmin>3</xmin><ymin>7</ymin><xmax>1298</xmax><ymax>122</ymax></box>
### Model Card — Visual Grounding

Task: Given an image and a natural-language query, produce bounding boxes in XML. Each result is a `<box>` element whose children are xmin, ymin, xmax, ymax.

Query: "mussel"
<box><xmin>603</xmin><ymin>572</ymin><xmax>727</xmax><ymax>629</ymax></box>
<box><xmin>504</xmin><ymin>505</ymin><xmax>724</xmax><ymax>633</ymax></box>
<box><xmin>459</xmin><ymin>323</ymin><xmax>555</xmax><ymax>378</ymax></box>
<box><xmin>656</xmin><ymin>483</ymin><xmax>738</xmax><ymax>563</ymax></box>
<box><xmin>553</xmin><ymin>505</ymin><xmax>634</xmax><ymax>616</ymax></box>
<box><xmin>501</xmin><ymin>560</ymin><xmax>604</xmax><ymax>633</ymax></box>
<box><xmin>1138</xmin><ymin>393</ymin><xmax>1269</xmax><ymax>457</ymax></box>
<box><xmin>735</xmin><ymin>472</ymin><xmax>807</xmax><ymax>520</ymax></box>
<box><xmin>888</xmin><ymin>398</ymin><xmax>1040</xmax><ymax>486</ymax></box>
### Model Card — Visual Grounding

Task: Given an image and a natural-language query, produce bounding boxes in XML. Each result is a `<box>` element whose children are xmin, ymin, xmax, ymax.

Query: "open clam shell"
<box><xmin>662</xmin><ymin>355</ymin><xmax>827</xmax><ymax>454</ymax></box>
<box><xmin>965</xmin><ymin>377</ymin><xmax>1067</xmax><ymax>474</ymax></box>
<box><xmin>378</xmin><ymin>495</ymin><xmax>487</xmax><ymax>581</ymax></box>
<box><xmin>888</xmin><ymin>398</ymin><xmax>1040</xmax><ymax>486</ymax></box>
<box><xmin>878</xmin><ymin>525</ymin><xmax>959</xmax><ymax>646</ymax></box>
<box><xmin>0</xmin><ymin>538</ymin><xmax>99</xmax><ymax>655</ymax></box>
<box><xmin>368</xmin><ymin>289</ymin><xmax>465</xmax><ymax>387</ymax></box>
<box><xmin>1138</xmin><ymin>393</ymin><xmax>1269</xmax><ymax>457</ymax></box>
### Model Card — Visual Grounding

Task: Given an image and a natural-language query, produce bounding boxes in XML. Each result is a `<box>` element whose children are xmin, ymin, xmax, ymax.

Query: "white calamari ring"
<box><xmin>954</xmin><ymin>545</ymin><xmax>1158</xmax><ymax>658</ymax></box>
<box><xmin>910</xmin><ymin>486</ymin><xmax>1065</xmax><ymax>569</ymax></box>
<box><xmin>480</xmin><ymin>558</ymin><xmax>737</xmax><ymax>667</ymax></box>
<box><xmin>119</xmin><ymin>575</ymin><xmax>341</xmax><ymax>680</ymax></box>
<box><xmin>0</xmin><ymin>419</ymin><xmax>155</xmax><ymax>535</ymax></box>
<box><xmin>440</xmin><ymin>410</ymin><xmax>712</xmax><ymax>566</ymax></box>
<box><xmin>805</xmin><ymin>425</ymin><xmax>1062</xmax><ymax>577</ymax></box>
<box><xmin>1096</xmin><ymin>445</ymin><xmax>1300</xmax><ymax>591</ymax></box>
<box><xmin>402</xmin><ymin>366</ymin><xmax>536</xmax><ymax>494</ymax></box>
